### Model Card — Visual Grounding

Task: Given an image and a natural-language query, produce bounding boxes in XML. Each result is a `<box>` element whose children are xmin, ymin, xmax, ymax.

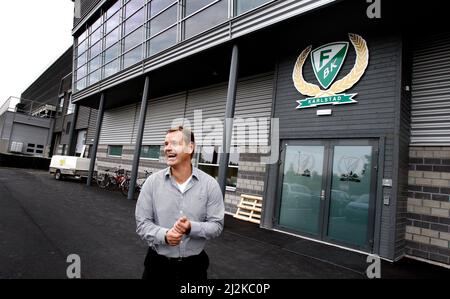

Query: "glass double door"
<box><xmin>277</xmin><ymin>140</ymin><xmax>378</xmax><ymax>251</ymax></box>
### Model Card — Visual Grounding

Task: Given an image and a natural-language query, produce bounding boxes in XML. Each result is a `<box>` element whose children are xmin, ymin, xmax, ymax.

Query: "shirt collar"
<box><xmin>164</xmin><ymin>165</ymin><xmax>200</xmax><ymax>181</ymax></box>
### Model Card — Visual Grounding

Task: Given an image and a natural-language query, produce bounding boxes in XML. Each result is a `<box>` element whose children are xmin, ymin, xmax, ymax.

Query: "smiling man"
<box><xmin>135</xmin><ymin>126</ymin><xmax>225</xmax><ymax>280</ymax></box>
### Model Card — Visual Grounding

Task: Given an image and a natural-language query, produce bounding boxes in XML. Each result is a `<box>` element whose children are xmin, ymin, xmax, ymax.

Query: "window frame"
<box><xmin>197</xmin><ymin>146</ymin><xmax>239</xmax><ymax>191</ymax></box>
<box><xmin>181</xmin><ymin>0</ymin><xmax>229</xmax><ymax>41</ymax></box>
<box><xmin>57</xmin><ymin>96</ymin><xmax>65</xmax><ymax>116</ymax></box>
<box><xmin>66</xmin><ymin>94</ymin><xmax>76</xmax><ymax>115</ymax></box>
<box><xmin>108</xmin><ymin>145</ymin><xmax>124</xmax><ymax>157</ymax></box>
<box><xmin>140</xmin><ymin>145</ymin><xmax>162</xmax><ymax>160</ymax></box>
<box><xmin>73</xmin><ymin>0</ymin><xmax>275</xmax><ymax>92</ymax></box>
<box><xmin>233</xmin><ymin>0</ymin><xmax>272</xmax><ymax>17</ymax></box>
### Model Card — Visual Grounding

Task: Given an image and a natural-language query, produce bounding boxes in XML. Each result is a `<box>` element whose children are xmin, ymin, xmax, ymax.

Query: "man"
<box><xmin>135</xmin><ymin>126</ymin><xmax>225</xmax><ymax>280</ymax></box>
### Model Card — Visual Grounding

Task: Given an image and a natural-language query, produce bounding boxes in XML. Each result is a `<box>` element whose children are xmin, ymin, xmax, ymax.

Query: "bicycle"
<box><xmin>96</xmin><ymin>167</ymin><xmax>127</xmax><ymax>190</ymax></box>
<box><xmin>120</xmin><ymin>170</ymin><xmax>152</xmax><ymax>198</ymax></box>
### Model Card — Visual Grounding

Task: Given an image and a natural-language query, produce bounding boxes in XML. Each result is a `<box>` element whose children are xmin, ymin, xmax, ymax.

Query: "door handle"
<box><xmin>320</xmin><ymin>190</ymin><xmax>326</xmax><ymax>201</ymax></box>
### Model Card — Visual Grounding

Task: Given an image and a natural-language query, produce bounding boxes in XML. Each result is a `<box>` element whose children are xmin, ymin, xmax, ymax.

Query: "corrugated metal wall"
<box><xmin>411</xmin><ymin>33</ymin><xmax>450</xmax><ymax>146</ymax></box>
<box><xmin>99</xmin><ymin>103</ymin><xmax>139</xmax><ymax>145</ymax></box>
<box><xmin>234</xmin><ymin>74</ymin><xmax>274</xmax><ymax>146</ymax></box>
<box><xmin>96</xmin><ymin>73</ymin><xmax>274</xmax><ymax>147</ymax></box>
<box><xmin>185</xmin><ymin>73</ymin><xmax>274</xmax><ymax>146</ymax></box>
<box><xmin>86</xmin><ymin>109</ymin><xmax>98</xmax><ymax>145</ymax></box>
<box><xmin>10</xmin><ymin>123</ymin><xmax>50</xmax><ymax>149</ymax></box>
<box><xmin>142</xmin><ymin>93</ymin><xmax>187</xmax><ymax>145</ymax></box>
<box><xmin>185</xmin><ymin>84</ymin><xmax>227</xmax><ymax>146</ymax></box>
<box><xmin>76</xmin><ymin>106</ymin><xmax>93</xmax><ymax>130</ymax></box>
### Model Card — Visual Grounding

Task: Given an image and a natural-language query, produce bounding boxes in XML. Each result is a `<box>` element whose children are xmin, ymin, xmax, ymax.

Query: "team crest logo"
<box><xmin>293</xmin><ymin>34</ymin><xmax>369</xmax><ymax>109</ymax></box>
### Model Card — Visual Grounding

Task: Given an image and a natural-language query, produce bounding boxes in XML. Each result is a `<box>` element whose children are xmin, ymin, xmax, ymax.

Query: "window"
<box><xmin>26</xmin><ymin>143</ymin><xmax>45</xmax><ymax>155</ymax></box>
<box><xmin>185</xmin><ymin>0</ymin><xmax>216</xmax><ymax>16</ymax></box>
<box><xmin>36</xmin><ymin>144</ymin><xmax>44</xmax><ymax>154</ymax></box>
<box><xmin>149</xmin><ymin>4</ymin><xmax>177</xmax><ymax>37</ymax></box>
<box><xmin>104</xmin><ymin>59</ymin><xmax>120</xmax><ymax>78</ymax></box>
<box><xmin>76</xmin><ymin>52</ymin><xmax>87</xmax><ymax>68</ymax></box>
<box><xmin>141</xmin><ymin>145</ymin><xmax>161</xmax><ymax>160</ymax></box>
<box><xmin>105</xmin><ymin>27</ymin><xmax>120</xmax><ymax>49</ymax></box>
<box><xmin>90</xmin><ymin>27</ymin><xmax>102</xmax><ymax>46</ymax></box>
<box><xmin>108</xmin><ymin>145</ymin><xmax>123</xmax><ymax>157</ymax></box>
<box><xmin>91</xmin><ymin>15</ymin><xmax>103</xmax><ymax>32</ymax></box>
<box><xmin>105</xmin><ymin>10</ymin><xmax>121</xmax><ymax>33</ymax></box>
<box><xmin>124</xmin><ymin>26</ymin><xmax>143</xmax><ymax>52</ymax></box>
<box><xmin>125</xmin><ymin>0</ymin><xmax>144</xmax><ymax>19</ymax></box>
<box><xmin>183</xmin><ymin>0</ymin><xmax>228</xmax><ymax>40</ymax></box>
<box><xmin>105</xmin><ymin>43</ymin><xmax>120</xmax><ymax>64</ymax></box>
<box><xmin>66</xmin><ymin>122</ymin><xmax>72</xmax><ymax>134</ymax></box>
<box><xmin>76</xmin><ymin>65</ymin><xmax>87</xmax><ymax>79</ymax></box>
<box><xmin>74</xmin><ymin>0</ymin><xmax>248</xmax><ymax>91</ymax></box>
<box><xmin>77</xmin><ymin>39</ymin><xmax>87</xmax><ymax>55</ymax></box>
<box><xmin>124</xmin><ymin>7</ymin><xmax>145</xmax><ymax>36</ymax></box>
<box><xmin>197</xmin><ymin>146</ymin><xmax>239</xmax><ymax>190</ymax></box>
<box><xmin>146</xmin><ymin>0</ymin><xmax>177</xmax><ymax>57</ymax></box>
<box><xmin>106</xmin><ymin>1</ymin><xmax>121</xmax><ymax>19</ymax></box>
<box><xmin>58</xmin><ymin>97</ymin><xmax>64</xmax><ymax>115</ymax></box>
<box><xmin>67</xmin><ymin>94</ymin><xmax>75</xmax><ymax>115</ymax></box>
<box><xmin>123</xmin><ymin>44</ymin><xmax>142</xmax><ymax>68</ymax></box>
<box><xmin>150</xmin><ymin>0</ymin><xmax>176</xmax><ymax>18</ymax></box>
<box><xmin>88</xmin><ymin>69</ymin><xmax>102</xmax><ymax>85</ymax></box>
<box><xmin>75</xmin><ymin>78</ymin><xmax>86</xmax><ymax>92</ymax></box>
<box><xmin>148</xmin><ymin>26</ymin><xmax>177</xmax><ymax>56</ymax></box>
<box><xmin>77</xmin><ymin>30</ymin><xmax>87</xmax><ymax>44</ymax></box>
<box><xmin>90</xmin><ymin>41</ymin><xmax>102</xmax><ymax>59</ymax></box>
<box><xmin>88</xmin><ymin>55</ymin><xmax>102</xmax><ymax>72</ymax></box>
<box><xmin>234</xmin><ymin>0</ymin><xmax>271</xmax><ymax>15</ymax></box>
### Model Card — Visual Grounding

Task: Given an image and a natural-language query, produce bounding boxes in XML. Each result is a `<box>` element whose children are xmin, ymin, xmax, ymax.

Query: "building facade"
<box><xmin>21</xmin><ymin>47</ymin><xmax>98</xmax><ymax>158</ymax></box>
<box><xmin>71</xmin><ymin>0</ymin><xmax>450</xmax><ymax>267</ymax></box>
<box><xmin>0</xmin><ymin>97</ymin><xmax>54</xmax><ymax>157</ymax></box>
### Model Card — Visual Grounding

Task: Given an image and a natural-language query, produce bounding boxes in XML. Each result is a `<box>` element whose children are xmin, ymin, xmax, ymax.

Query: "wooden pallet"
<box><xmin>234</xmin><ymin>194</ymin><xmax>263</xmax><ymax>224</ymax></box>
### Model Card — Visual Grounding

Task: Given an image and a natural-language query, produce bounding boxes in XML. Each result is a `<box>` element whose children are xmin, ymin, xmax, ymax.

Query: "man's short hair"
<box><xmin>166</xmin><ymin>126</ymin><xmax>195</xmax><ymax>158</ymax></box>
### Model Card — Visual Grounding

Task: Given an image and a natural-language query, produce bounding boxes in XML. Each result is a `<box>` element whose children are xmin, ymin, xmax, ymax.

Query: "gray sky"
<box><xmin>0</xmin><ymin>1</ymin><xmax>74</xmax><ymax>108</ymax></box>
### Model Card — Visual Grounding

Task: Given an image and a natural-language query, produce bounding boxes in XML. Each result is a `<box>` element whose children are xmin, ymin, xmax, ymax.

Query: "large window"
<box><xmin>146</xmin><ymin>0</ymin><xmax>177</xmax><ymax>57</ymax></box>
<box><xmin>67</xmin><ymin>94</ymin><xmax>75</xmax><ymax>115</ymax></box>
<box><xmin>198</xmin><ymin>146</ymin><xmax>239</xmax><ymax>190</ymax></box>
<box><xmin>183</xmin><ymin>0</ymin><xmax>228</xmax><ymax>40</ymax></box>
<box><xmin>108</xmin><ymin>145</ymin><xmax>123</xmax><ymax>157</ymax></box>
<box><xmin>141</xmin><ymin>145</ymin><xmax>161</xmax><ymax>160</ymax></box>
<box><xmin>57</xmin><ymin>96</ymin><xmax>65</xmax><ymax>116</ymax></box>
<box><xmin>74</xmin><ymin>0</ymin><xmax>273</xmax><ymax>92</ymax></box>
<box><xmin>234</xmin><ymin>0</ymin><xmax>271</xmax><ymax>15</ymax></box>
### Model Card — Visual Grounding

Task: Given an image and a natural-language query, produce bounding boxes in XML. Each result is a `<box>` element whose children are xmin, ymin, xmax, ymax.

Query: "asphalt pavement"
<box><xmin>0</xmin><ymin>167</ymin><xmax>449</xmax><ymax>279</ymax></box>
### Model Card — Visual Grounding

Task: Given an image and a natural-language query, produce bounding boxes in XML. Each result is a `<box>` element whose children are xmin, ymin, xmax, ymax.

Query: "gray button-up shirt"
<box><xmin>135</xmin><ymin>166</ymin><xmax>225</xmax><ymax>258</ymax></box>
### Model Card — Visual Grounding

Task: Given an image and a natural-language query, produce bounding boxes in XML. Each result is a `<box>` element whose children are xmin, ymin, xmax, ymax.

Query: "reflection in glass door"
<box><xmin>327</xmin><ymin>146</ymin><xmax>373</xmax><ymax>247</ymax></box>
<box><xmin>278</xmin><ymin>140</ymin><xmax>378</xmax><ymax>251</ymax></box>
<box><xmin>278</xmin><ymin>145</ymin><xmax>325</xmax><ymax>236</ymax></box>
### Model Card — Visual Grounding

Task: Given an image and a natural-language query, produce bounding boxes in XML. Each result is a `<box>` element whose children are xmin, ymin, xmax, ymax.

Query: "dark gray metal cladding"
<box><xmin>265</xmin><ymin>27</ymin><xmax>407</xmax><ymax>260</ymax></box>
<box><xmin>411</xmin><ymin>33</ymin><xmax>450</xmax><ymax>146</ymax></box>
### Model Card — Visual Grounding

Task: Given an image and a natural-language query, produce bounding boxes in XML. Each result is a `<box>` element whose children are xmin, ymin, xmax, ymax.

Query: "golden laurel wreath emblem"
<box><xmin>293</xmin><ymin>33</ymin><xmax>369</xmax><ymax>98</ymax></box>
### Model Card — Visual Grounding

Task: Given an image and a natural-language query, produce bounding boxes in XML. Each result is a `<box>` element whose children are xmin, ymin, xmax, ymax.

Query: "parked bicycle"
<box><xmin>120</xmin><ymin>170</ymin><xmax>152</xmax><ymax>199</ymax></box>
<box><xmin>96</xmin><ymin>167</ymin><xmax>127</xmax><ymax>191</ymax></box>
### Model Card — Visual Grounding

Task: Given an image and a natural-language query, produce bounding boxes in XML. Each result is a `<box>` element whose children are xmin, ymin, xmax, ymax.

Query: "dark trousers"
<box><xmin>142</xmin><ymin>248</ymin><xmax>209</xmax><ymax>280</ymax></box>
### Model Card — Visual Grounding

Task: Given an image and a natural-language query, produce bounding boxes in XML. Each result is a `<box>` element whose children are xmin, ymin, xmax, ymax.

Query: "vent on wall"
<box><xmin>10</xmin><ymin>141</ymin><xmax>23</xmax><ymax>153</ymax></box>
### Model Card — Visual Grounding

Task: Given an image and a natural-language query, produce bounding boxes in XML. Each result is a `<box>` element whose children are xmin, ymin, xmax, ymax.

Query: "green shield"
<box><xmin>311</xmin><ymin>42</ymin><xmax>349</xmax><ymax>89</ymax></box>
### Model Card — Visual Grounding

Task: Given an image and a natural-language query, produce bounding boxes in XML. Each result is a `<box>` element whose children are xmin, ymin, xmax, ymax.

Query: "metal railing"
<box><xmin>0</xmin><ymin>96</ymin><xmax>57</xmax><ymax>119</ymax></box>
